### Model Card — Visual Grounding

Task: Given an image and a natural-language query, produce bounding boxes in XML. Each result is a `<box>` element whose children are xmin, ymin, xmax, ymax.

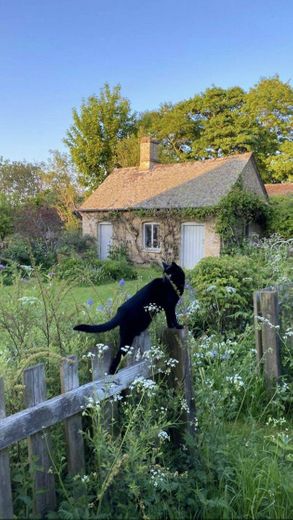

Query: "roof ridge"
<box><xmin>109</xmin><ymin>151</ymin><xmax>253</xmax><ymax>176</ymax></box>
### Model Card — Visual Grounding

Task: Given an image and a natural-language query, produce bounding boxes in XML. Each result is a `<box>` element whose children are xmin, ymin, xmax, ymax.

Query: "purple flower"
<box><xmin>119</xmin><ymin>278</ymin><xmax>125</xmax><ymax>286</ymax></box>
<box><xmin>0</xmin><ymin>264</ymin><xmax>5</xmax><ymax>271</ymax></box>
<box><xmin>86</xmin><ymin>298</ymin><xmax>94</xmax><ymax>306</ymax></box>
<box><xmin>96</xmin><ymin>304</ymin><xmax>104</xmax><ymax>312</ymax></box>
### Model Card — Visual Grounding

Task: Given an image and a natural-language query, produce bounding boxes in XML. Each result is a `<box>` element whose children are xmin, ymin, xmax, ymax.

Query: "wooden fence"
<box><xmin>253</xmin><ymin>285</ymin><xmax>292</xmax><ymax>387</ymax></box>
<box><xmin>0</xmin><ymin>328</ymin><xmax>195</xmax><ymax>519</ymax></box>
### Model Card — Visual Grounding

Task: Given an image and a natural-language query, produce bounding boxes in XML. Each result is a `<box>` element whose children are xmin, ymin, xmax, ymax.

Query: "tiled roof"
<box><xmin>265</xmin><ymin>183</ymin><xmax>293</xmax><ymax>197</ymax></box>
<box><xmin>80</xmin><ymin>152</ymin><xmax>253</xmax><ymax>211</ymax></box>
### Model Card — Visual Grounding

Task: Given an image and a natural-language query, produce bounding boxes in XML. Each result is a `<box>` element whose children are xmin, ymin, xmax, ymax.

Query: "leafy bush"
<box><xmin>268</xmin><ymin>195</ymin><xmax>293</xmax><ymax>239</ymax></box>
<box><xmin>56</xmin><ymin>230</ymin><xmax>97</xmax><ymax>257</ymax></box>
<box><xmin>0</xmin><ymin>194</ymin><xmax>13</xmax><ymax>239</ymax></box>
<box><xmin>215</xmin><ymin>184</ymin><xmax>270</xmax><ymax>246</ymax></box>
<box><xmin>188</xmin><ymin>255</ymin><xmax>268</xmax><ymax>334</ymax></box>
<box><xmin>2</xmin><ymin>235</ymin><xmax>56</xmax><ymax>270</ymax></box>
<box><xmin>101</xmin><ymin>259</ymin><xmax>137</xmax><ymax>281</ymax></box>
<box><xmin>108</xmin><ymin>242</ymin><xmax>131</xmax><ymax>262</ymax></box>
<box><xmin>56</xmin><ymin>257</ymin><xmax>137</xmax><ymax>285</ymax></box>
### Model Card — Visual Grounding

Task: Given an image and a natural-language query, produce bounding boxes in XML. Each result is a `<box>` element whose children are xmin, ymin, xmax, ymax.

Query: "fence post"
<box><xmin>126</xmin><ymin>330</ymin><xmax>151</xmax><ymax>366</ymax></box>
<box><xmin>60</xmin><ymin>356</ymin><xmax>85</xmax><ymax>476</ymax></box>
<box><xmin>259</xmin><ymin>290</ymin><xmax>282</xmax><ymax>387</ymax></box>
<box><xmin>90</xmin><ymin>345</ymin><xmax>112</xmax><ymax>380</ymax></box>
<box><xmin>23</xmin><ymin>364</ymin><xmax>56</xmax><ymax>517</ymax></box>
<box><xmin>253</xmin><ymin>291</ymin><xmax>263</xmax><ymax>370</ymax></box>
<box><xmin>161</xmin><ymin>328</ymin><xmax>196</xmax><ymax>444</ymax></box>
<box><xmin>0</xmin><ymin>378</ymin><xmax>13</xmax><ymax>520</ymax></box>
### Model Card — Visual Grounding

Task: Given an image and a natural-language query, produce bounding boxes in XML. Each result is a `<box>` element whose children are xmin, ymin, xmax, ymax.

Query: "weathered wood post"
<box><xmin>254</xmin><ymin>289</ymin><xmax>282</xmax><ymax>388</ymax></box>
<box><xmin>23</xmin><ymin>364</ymin><xmax>56</xmax><ymax>517</ymax></box>
<box><xmin>0</xmin><ymin>378</ymin><xmax>13</xmax><ymax>520</ymax></box>
<box><xmin>126</xmin><ymin>330</ymin><xmax>151</xmax><ymax>367</ymax></box>
<box><xmin>161</xmin><ymin>328</ymin><xmax>196</xmax><ymax>444</ymax></box>
<box><xmin>259</xmin><ymin>289</ymin><xmax>281</xmax><ymax>387</ymax></box>
<box><xmin>253</xmin><ymin>290</ymin><xmax>263</xmax><ymax>369</ymax></box>
<box><xmin>60</xmin><ymin>356</ymin><xmax>85</xmax><ymax>476</ymax></box>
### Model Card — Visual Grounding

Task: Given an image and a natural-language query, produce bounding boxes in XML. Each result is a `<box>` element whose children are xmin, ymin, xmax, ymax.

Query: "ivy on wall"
<box><xmin>215</xmin><ymin>184</ymin><xmax>270</xmax><ymax>243</ymax></box>
<box><xmin>100</xmin><ymin>184</ymin><xmax>270</xmax><ymax>256</ymax></box>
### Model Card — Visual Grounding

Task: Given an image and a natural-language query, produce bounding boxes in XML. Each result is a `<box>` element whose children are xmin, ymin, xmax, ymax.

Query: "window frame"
<box><xmin>143</xmin><ymin>222</ymin><xmax>161</xmax><ymax>252</ymax></box>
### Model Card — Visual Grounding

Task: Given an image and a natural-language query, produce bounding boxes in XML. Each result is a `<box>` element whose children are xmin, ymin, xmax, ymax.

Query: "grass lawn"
<box><xmin>63</xmin><ymin>266</ymin><xmax>159</xmax><ymax>307</ymax></box>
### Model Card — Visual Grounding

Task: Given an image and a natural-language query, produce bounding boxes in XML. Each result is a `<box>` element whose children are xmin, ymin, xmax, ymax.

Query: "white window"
<box><xmin>143</xmin><ymin>223</ymin><xmax>160</xmax><ymax>250</ymax></box>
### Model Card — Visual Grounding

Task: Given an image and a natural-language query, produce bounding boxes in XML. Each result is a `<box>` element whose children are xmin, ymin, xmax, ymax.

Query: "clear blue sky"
<box><xmin>0</xmin><ymin>0</ymin><xmax>292</xmax><ymax>162</ymax></box>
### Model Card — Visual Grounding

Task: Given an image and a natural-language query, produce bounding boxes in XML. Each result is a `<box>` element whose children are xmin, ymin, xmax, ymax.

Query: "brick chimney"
<box><xmin>139</xmin><ymin>136</ymin><xmax>159</xmax><ymax>170</ymax></box>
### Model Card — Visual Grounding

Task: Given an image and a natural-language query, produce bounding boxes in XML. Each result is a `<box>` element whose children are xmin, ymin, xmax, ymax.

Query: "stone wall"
<box><xmin>81</xmin><ymin>210</ymin><xmax>221</xmax><ymax>265</ymax></box>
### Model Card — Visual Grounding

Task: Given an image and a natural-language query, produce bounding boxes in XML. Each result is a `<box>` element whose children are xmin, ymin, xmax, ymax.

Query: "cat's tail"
<box><xmin>73</xmin><ymin>315</ymin><xmax>120</xmax><ymax>333</ymax></box>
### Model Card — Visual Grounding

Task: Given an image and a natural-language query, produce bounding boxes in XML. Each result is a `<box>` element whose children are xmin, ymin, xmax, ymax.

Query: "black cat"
<box><xmin>74</xmin><ymin>261</ymin><xmax>185</xmax><ymax>374</ymax></box>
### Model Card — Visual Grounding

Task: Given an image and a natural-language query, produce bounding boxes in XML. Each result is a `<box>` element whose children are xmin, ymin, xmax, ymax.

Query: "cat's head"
<box><xmin>162</xmin><ymin>261</ymin><xmax>185</xmax><ymax>295</ymax></box>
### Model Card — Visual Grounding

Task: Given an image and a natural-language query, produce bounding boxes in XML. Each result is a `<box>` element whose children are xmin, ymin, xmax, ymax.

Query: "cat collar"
<box><xmin>164</xmin><ymin>273</ymin><xmax>181</xmax><ymax>298</ymax></box>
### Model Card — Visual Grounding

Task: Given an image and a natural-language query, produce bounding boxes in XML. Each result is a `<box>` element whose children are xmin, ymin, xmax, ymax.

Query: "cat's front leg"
<box><xmin>165</xmin><ymin>305</ymin><xmax>183</xmax><ymax>329</ymax></box>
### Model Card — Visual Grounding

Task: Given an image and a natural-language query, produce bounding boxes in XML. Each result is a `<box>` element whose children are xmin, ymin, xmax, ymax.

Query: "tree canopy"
<box><xmin>64</xmin><ymin>84</ymin><xmax>136</xmax><ymax>190</ymax></box>
<box><xmin>62</xmin><ymin>76</ymin><xmax>292</xmax><ymax>189</ymax></box>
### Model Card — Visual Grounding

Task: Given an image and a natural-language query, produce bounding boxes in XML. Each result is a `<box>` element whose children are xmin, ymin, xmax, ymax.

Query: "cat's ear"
<box><xmin>162</xmin><ymin>261</ymin><xmax>169</xmax><ymax>271</ymax></box>
<box><xmin>171</xmin><ymin>262</ymin><xmax>177</xmax><ymax>267</ymax></box>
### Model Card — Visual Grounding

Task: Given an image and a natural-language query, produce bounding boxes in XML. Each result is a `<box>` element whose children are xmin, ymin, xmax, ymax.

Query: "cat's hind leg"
<box><xmin>109</xmin><ymin>330</ymin><xmax>136</xmax><ymax>374</ymax></box>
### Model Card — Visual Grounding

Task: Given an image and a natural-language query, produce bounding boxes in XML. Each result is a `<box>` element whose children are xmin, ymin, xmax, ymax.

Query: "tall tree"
<box><xmin>245</xmin><ymin>76</ymin><xmax>293</xmax><ymax>181</ymax></box>
<box><xmin>64</xmin><ymin>84</ymin><xmax>136</xmax><ymax>190</ymax></box>
<box><xmin>0</xmin><ymin>158</ymin><xmax>44</xmax><ymax>205</ymax></box>
<box><xmin>41</xmin><ymin>150</ymin><xmax>80</xmax><ymax>229</ymax></box>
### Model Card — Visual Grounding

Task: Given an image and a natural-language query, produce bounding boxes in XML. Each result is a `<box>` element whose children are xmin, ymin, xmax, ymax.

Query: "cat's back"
<box><xmin>118</xmin><ymin>278</ymin><xmax>163</xmax><ymax>312</ymax></box>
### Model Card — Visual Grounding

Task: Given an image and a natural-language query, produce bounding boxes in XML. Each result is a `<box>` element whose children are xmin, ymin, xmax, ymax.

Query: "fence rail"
<box><xmin>0</xmin><ymin>328</ymin><xmax>195</xmax><ymax>519</ymax></box>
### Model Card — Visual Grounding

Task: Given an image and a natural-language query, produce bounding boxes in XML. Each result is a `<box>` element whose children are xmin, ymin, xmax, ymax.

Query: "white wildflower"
<box><xmin>18</xmin><ymin>296</ymin><xmax>40</xmax><ymax>305</ymax></box>
<box><xmin>158</xmin><ymin>430</ymin><xmax>170</xmax><ymax>442</ymax></box>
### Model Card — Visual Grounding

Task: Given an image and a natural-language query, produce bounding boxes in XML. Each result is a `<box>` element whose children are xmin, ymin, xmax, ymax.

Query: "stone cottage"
<box><xmin>78</xmin><ymin>137</ymin><xmax>268</xmax><ymax>269</ymax></box>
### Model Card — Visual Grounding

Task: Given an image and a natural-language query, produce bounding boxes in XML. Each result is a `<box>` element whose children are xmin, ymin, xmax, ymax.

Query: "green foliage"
<box><xmin>2</xmin><ymin>235</ymin><xmax>56</xmax><ymax>270</ymax></box>
<box><xmin>42</xmin><ymin>150</ymin><xmax>80</xmax><ymax>229</ymax></box>
<box><xmin>107</xmin><ymin>242</ymin><xmax>131</xmax><ymax>262</ymax></box>
<box><xmin>101</xmin><ymin>259</ymin><xmax>137</xmax><ymax>281</ymax></box>
<box><xmin>187</xmin><ymin>255</ymin><xmax>268</xmax><ymax>334</ymax></box>
<box><xmin>0</xmin><ymin>194</ymin><xmax>13</xmax><ymax>239</ymax></box>
<box><xmin>56</xmin><ymin>256</ymin><xmax>137</xmax><ymax>285</ymax></box>
<box><xmin>0</xmin><ymin>157</ymin><xmax>44</xmax><ymax>205</ymax></box>
<box><xmin>267</xmin><ymin>195</ymin><xmax>293</xmax><ymax>239</ymax></box>
<box><xmin>56</xmin><ymin>230</ymin><xmax>97</xmax><ymax>257</ymax></box>
<box><xmin>135</xmin><ymin>76</ymin><xmax>293</xmax><ymax>182</ymax></box>
<box><xmin>215</xmin><ymin>184</ymin><xmax>270</xmax><ymax>244</ymax></box>
<box><xmin>64</xmin><ymin>84</ymin><xmax>136</xmax><ymax>189</ymax></box>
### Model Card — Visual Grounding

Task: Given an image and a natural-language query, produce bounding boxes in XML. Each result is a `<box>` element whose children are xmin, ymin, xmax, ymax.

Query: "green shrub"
<box><xmin>268</xmin><ymin>195</ymin><xmax>293</xmax><ymax>239</ymax></box>
<box><xmin>188</xmin><ymin>255</ymin><xmax>268</xmax><ymax>334</ymax></box>
<box><xmin>56</xmin><ymin>257</ymin><xmax>137</xmax><ymax>285</ymax></box>
<box><xmin>2</xmin><ymin>235</ymin><xmax>56</xmax><ymax>270</ymax></box>
<box><xmin>56</xmin><ymin>230</ymin><xmax>97</xmax><ymax>257</ymax></box>
<box><xmin>56</xmin><ymin>256</ymin><xmax>104</xmax><ymax>285</ymax></box>
<box><xmin>107</xmin><ymin>243</ymin><xmax>131</xmax><ymax>262</ymax></box>
<box><xmin>101</xmin><ymin>259</ymin><xmax>137</xmax><ymax>281</ymax></box>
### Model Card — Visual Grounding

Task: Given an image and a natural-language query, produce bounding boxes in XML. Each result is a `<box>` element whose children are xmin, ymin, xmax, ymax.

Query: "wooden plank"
<box><xmin>0</xmin><ymin>378</ymin><xmax>13</xmax><ymax>520</ymax></box>
<box><xmin>161</xmin><ymin>328</ymin><xmax>196</xmax><ymax>444</ymax></box>
<box><xmin>253</xmin><ymin>291</ymin><xmax>263</xmax><ymax>369</ymax></box>
<box><xmin>259</xmin><ymin>290</ymin><xmax>282</xmax><ymax>387</ymax></box>
<box><xmin>0</xmin><ymin>360</ymin><xmax>151</xmax><ymax>451</ymax></box>
<box><xmin>23</xmin><ymin>364</ymin><xmax>56</xmax><ymax>517</ymax></box>
<box><xmin>60</xmin><ymin>356</ymin><xmax>85</xmax><ymax>476</ymax></box>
